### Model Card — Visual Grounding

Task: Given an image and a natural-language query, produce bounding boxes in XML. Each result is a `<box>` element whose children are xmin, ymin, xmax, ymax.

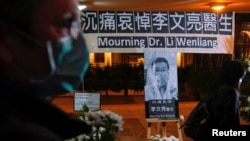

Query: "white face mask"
<box><xmin>10</xmin><ymin>24</ymin><xmax>89</xmax><ymax>98</ymax></box>
<box><xmin>34</xmin><ymin>34</ymin><xmax>89</xmax><ymax>98</ymax></box>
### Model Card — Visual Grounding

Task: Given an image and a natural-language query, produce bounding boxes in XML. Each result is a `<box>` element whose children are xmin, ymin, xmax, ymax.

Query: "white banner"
<box><xmin>81</xmin><ymin>11</ymin><xmax>235</xmax><ymax>54</ymax></box>
<box><xmin>84</xmin><ymin>33</ymin><xmax>234</xmax><ymax>53</ymax></box>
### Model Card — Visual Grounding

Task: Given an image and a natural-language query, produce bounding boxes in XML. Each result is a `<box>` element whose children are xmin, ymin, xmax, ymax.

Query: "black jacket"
<box><xmin>209</xmin><ymin>85</ymin><xmax>240</xmax><ymax>127</ymax></box>
<box><xmin>0</xmin><ymin>77</ymin><xmax>92</xmax><ymax>141</ymax></box>
<box><xmin>194</xmin><ymin>85</ymin><xmax>240</xmax><ymax>141</ymax></box>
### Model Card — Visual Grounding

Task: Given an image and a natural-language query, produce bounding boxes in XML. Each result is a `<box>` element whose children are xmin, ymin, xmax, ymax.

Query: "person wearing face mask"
<box><xmin>0</xmin><ymin>0</ymin><xmax>91</xmax><ymax>140</ymax></box>
<box><xmin>145</xmin><ymin>57</ymin><xmax>178</xmax><ymax>101</ymax></box>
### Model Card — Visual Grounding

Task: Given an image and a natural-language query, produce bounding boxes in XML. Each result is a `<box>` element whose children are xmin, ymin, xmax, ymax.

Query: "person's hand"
<box><xmin>147</xmin><ymin>74</ymin><xmax>162</xmax><ymax>98</ymax></box>
<box><xmin>147</xmin><ymin>74</ymin><xmax>158</xmax><ymax>88</ymax></box>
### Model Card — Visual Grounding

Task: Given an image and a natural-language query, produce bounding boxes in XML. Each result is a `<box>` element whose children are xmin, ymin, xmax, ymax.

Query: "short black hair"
<box><xmin>152</xmin><ymin>57</ymin><xmax>169</xmax><ymax>70</ymax></box>
<box><xmin>208</xmin><ymin>59</ymin><xmax>246</xmax><ymax>95</ymax></box>
<box><xmin>220</xmin><ymin>60</ymin><xmax>245</xmax><ymax>86</ymax></box>
<box><xmin>0</xmin><ymin>0</ymin><xmax>46</xmax><ymax>31</ymax></box>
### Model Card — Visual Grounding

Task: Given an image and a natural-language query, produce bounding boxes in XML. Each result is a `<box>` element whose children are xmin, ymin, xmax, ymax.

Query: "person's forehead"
<box><xmin>154</xmin><ymin>62</ymin><xmax>168</xmax><ymax>67</ymax></box>
<box><xmin>41</xmin><ymin>0</ymin><xmax>78</xmax><ymax>9</ymax></box>
<box><xmin>35</xmin><ymin>0</ymin><xmax>79</xmax><ymax>20</ymax></box>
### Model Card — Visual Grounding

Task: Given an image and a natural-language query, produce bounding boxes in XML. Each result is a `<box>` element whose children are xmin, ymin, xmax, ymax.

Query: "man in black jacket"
<box><xmin>0</xmin><ymin>0</ymin><xmax>91</xmax><ymax>140</ymax></box>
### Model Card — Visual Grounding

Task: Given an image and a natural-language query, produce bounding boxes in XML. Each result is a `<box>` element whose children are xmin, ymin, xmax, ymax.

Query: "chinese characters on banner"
<box><xmin>144</xmin><ymin>51</ymin><xmax>178</xmax><ymax>118</ymax></box>
<box><xmin>81</xmin><ymin>11</ymin><xmax>234</xmax><ymax>53</ymax></box>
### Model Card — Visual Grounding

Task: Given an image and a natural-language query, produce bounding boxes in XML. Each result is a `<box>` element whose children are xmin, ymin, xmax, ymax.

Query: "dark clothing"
<box><xmin>0</xmin><ymin>76</ymin><xmax>92</xmax><ymax>141</ymax></box>
<box><xmin>210</xmin><ymin>85</ymin><xmax>240</xmax><ymax>127</ymax></box>
<box><xmin>194</xmin><ymin>85</ymin><xmax>240</xmax><ymax>141</ymax></box>
<box><xmin>186</xmin><ymin>60</ymin><xmax>250</xmax><ymax>141</ymax></box>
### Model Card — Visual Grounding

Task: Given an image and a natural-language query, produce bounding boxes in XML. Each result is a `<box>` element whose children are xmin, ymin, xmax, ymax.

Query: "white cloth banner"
<box><xmin>81</xmin><ymin>11</ymin><xmax>235</xmax><ymax>54</ymax></box>
<box><xmin>84</xmin><ymin>33</ymin><xmax>234</xmax><ymax>53</ymax></box>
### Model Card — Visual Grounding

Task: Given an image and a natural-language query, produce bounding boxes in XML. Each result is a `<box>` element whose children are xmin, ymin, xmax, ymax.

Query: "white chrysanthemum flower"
<box><xmin>92</xmin><ymin>132</ymin><xmax>102</xmax><ymax>139</ymax></box>
<box><xmin>155</xmin><ymin>134</ymin><xmax>161</xmax><ymax>138</ymax></box>
<box><xmin>78</xmin><ymin>115</ymin><xmax>84</xmax><ymax>121</ymax></box>
<box><xmin>84</xmin><ymin>135</ymin><xmax>90</xmax><ymax>140</ymax></box>
<box><xmin>161</xmin><ymin>136</ymin><xmax>168</xmax><ymax>140</ymax></box>
<box><xmin>115</xmin><ymin>122</ymin><xmax>124</xmax><ymax>131</ymax></box>
<box><xmin>92</xmin><ymin>126</ymin><xmax>97</xmax><ymax>131</ymax></box>
<box><xmin>99</xmin><ymin>127</ymin><xmax>106</xmax><ymax>132</ymax></box>
<box><xmin>97</xmin><ymin>110</ymin><xmax>105</xmax><ymax>117</ymax></box>
<box><xmin>169</xmin><ymin>135</ymin><xmax>179</xmax><ymax>141</ymax></box>
<box><xmin>73</xmin><ymin>109</ymin><xmax>124</xmax><ymax>141</ymax></box>
<box><xmin>101</xmin><ymin>110</ymin><xmax>124</xmax><ymax>130</ymax></box>
<box><xmin>179</xmin><ymin>115</ymin><xmax>184</xmax><ymax>121</ymax></box>
<box><xmin>244</xmin><ymin>106</ymin><xmax>250</xmax><ymax>111</ymax></box>
<box><xmin>150</xmin><ymin>135</ymin><xmax>179</xmax><ymax>141</ymax></box>
<box><xmin>150</xmin><ymin>136</ymin><xmax>155</xmax><ymax>139</ymax></box>
<box><xmin>247</xmin><ymin>96</ymin><xmax>250</xmax><ymax>102</ymax></box>
<box><xmin>84</xmin><ymin>116</ymin><xmax>89</xmax><ymax>121</ymax></box>
<box><xmin>86</xmin><ymin>111</ymin><xmax>104</xmax><ymax>125</ymax></box>
<box><xmin>76</xmin><ymin>134</ymin><xmax>89</xmax><ymax>140</ymax></box>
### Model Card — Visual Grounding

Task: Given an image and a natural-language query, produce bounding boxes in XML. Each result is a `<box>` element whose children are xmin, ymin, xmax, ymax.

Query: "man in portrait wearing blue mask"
<box><xmin>0</xmin><ymin>0</ymin><xmax>91</xmax><ymax>140</ymax></box>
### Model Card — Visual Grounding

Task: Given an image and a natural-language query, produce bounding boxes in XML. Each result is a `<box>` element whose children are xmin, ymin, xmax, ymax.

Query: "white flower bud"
<box><xmin>247</xmin><ymin>96</ymin><xmax>250</xmax><ymax>102</ymax></box>
<box><xmin>179</xmin><ymin>115</ymin><xmax>184</xmax><ymax>120</ymax></box>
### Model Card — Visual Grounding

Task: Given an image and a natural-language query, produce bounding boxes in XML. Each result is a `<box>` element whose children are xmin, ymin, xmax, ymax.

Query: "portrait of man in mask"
<box><xmin>144</xmin><ymin>52</ymin><xmax>178</xmax><ymax>101</ymax></box>
<box><xmin>144</xmin><ymin>51</ymin><xmax>178</xmax><ymax>118</ymax></box>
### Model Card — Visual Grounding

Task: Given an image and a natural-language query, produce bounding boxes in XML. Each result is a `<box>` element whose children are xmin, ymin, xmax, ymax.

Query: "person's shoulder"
<box><xmin>0</xmin><ymin>116</ymin><xmax>62</xmax><ymax>141</ymax></box>
<box><xmin>218</xmin><ymin>85</ymin><xmax>236</xmax><ymax>93</ymax></box>
<box><xmin>217</xmin><ymin>85</ymin><xmax>238</xmax><ymax>100</ymax></box>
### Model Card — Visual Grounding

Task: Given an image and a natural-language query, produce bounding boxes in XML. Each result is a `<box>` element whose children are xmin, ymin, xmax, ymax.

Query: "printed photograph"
<box><xmin>144</xmin><ymin>51</ymin><xmax>178</xmax><ymax>118</ymax></box>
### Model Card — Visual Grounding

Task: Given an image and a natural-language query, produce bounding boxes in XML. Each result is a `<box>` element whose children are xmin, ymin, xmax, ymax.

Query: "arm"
<box><xmin>220</xmin><ymin>88</ymin><xmax>239</xmax><ymax>128</ymax></box>
<box><xmin>145</xmin><ymin>73</ymin><xmax>162</xmax><ymax>100</ymax></box>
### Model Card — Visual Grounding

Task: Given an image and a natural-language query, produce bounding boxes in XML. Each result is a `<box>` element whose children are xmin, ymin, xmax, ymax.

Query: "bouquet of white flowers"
<box><xmin>240</xmin><ymin>95</ymin><xmax>250</xmax><ymax>124</ymax></box>
<box><xmin>69</xmin><ymin>103</ymin><xmax>124</xmax><ymax>141</ymax></box>
<box><xmin>150</xmin><ymin>135</ymin><xmax>179</xmax><ymax>141</ymax></box>
<box><xmin>239</xmin><ymin>57</ymin><xmax>250</xmax><ymax>124</ymax></box>
<box><xmin>149</xmin><ymin>115</ymin><xmax>184</xmax><ymax>141</ymax></box>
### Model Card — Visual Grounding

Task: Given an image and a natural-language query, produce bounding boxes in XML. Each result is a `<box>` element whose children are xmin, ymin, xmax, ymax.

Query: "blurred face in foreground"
<box><xmin>0</xmin><ymin>0</ymin><xmax>89</xmax><ymax>97</ymax></box>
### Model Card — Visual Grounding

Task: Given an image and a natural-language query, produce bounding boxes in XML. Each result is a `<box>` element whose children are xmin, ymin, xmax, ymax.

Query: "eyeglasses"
<box><xmin>70</xmin><ymin>21</ymin><xmax>81</xmax><ymax>39</ymax></box>
<box><xmin>53</xmin><ymin>20</ymin><xmax>81</xmax><ymax>39</ymax></box>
